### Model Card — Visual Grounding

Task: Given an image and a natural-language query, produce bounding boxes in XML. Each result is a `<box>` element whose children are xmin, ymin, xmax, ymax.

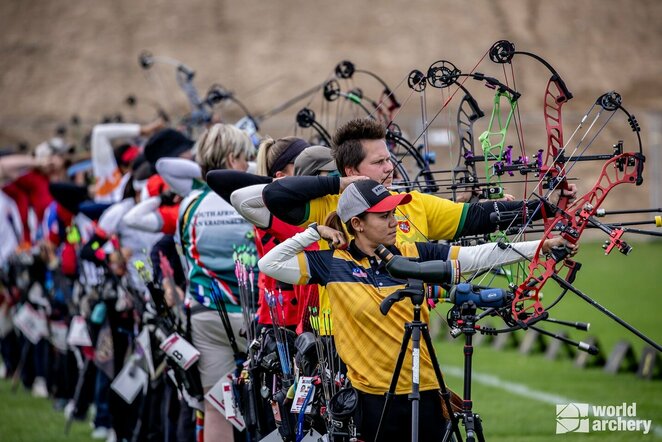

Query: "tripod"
<box><xmin>373</xmin><ymin>279</ymin><xmax>464</xmax><ymax>442</ymax></box>
<box><xmin>447</xmin><ymin>301</ymin><xmax>486</xmax><ymax>442</ymax></box>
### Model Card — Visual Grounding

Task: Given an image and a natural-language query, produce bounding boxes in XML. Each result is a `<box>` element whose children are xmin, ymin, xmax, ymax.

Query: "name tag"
<box><xmin>67</xmin><ymin>315</ymin><xmax>92</xmax><ymax>347</ymax></box>
<box><xmin>14</xmin><ymin>303</ymin><xmax>48</xmax><ymax>344</ymax></box>
<box><xmin>111</xmin><ymin>358</ymin><xmax>148</xmax><ymax>404</ymax></box>
<box><xmin>205</xmin><ymin>371</ymin><xmax>246</xmax><ymax>431</ymax></box>
<box><xmin>50</xmin><ymin>320</ymin><xmax>69</xmax><ymax>353</ymax></box>
<box><xmin>159</xmin><ymin>333</ymin><xmax>200</xmax><ymax>370</ymax></box>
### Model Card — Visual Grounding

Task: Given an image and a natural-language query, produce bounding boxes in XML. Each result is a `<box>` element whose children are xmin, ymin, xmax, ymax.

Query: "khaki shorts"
<box><xmin>191</xmin><ymin>307</ymin><xmax>247</xmax><ymax>389</ymax></box>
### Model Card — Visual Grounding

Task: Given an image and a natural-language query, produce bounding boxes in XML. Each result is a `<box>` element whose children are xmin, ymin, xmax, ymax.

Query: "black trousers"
<box><xmin>358</xmin><ymin>389</ymin><xmax>447</xmax><ymax>442</ymax></box>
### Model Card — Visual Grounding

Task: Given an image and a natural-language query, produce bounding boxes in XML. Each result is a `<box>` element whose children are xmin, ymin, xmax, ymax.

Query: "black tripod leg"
<box><xmin>421</xmin><ymin>326</ymin><xmax>463</xmax><ymax>442</ymax></box>
<box><xmin>475</xmin><ymin>414</ymin><xmax>485</xmax><ymax>442</ymax></box>
<box><xmin>374</xmin><ymin>325</ymin><xmax>412</xmax><ymax>442</ymax></box>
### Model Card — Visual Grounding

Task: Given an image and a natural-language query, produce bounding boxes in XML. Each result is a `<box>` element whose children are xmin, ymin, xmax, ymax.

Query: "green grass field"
<box><xmin>0</xmin><ymin>379</ymin><xmax>93</xmax><ymax>441</ymax></box>
<box><xmin>0</xmin><ymin>241</ymin><xmax>660</xmax><ymax>441</ymax></box>
<box><xmin>432</xmin><ymin>240</ymin><xmax>662</xmax><ymax>441</ymax></box>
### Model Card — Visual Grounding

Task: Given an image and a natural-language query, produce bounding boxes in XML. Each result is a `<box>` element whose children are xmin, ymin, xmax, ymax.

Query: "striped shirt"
<box><xmin>300</xmin><ymin>240</ymin><xmax>457</xmax><ymax>395</ymax></box>
<box><xmin>177</xmin><ymin>183</ymin><xmax>257</xmax><ymax>312</ymax></box>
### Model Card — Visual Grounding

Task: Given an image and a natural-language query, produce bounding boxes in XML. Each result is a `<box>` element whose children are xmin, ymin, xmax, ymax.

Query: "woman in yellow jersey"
<box><xmin>258</xmin><ymin>179</ymin><xmax>575</xmax><ymax>442</ymax></box>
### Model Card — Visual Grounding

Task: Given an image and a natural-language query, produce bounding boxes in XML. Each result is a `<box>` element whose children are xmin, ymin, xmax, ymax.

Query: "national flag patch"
<box><xmin>352</xmin><ymin>267</ymin><xmax>368</xmax><ymax>278</ymax></box>
<box><xmin>398</xmin><ymin>220</ymin><xmax>410</xmax><ymax>233</ymax></box>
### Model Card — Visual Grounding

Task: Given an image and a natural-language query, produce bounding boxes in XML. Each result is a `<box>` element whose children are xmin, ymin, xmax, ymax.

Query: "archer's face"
<box><xmin>355</xmin><ymin>210</ymin><xmax>398</xmax><ymax>247</ymax></box>
<box><xmin>347</xmin><ymin>139</ymin><xmax>394</xmax><ymax>187</ymax></box>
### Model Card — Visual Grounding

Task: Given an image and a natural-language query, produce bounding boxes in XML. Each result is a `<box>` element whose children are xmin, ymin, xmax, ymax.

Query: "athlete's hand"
<box><xmin>542</xmin><ymin>236</ymin><xmax>578</xmax><ymax>257</ymax></box>
<box><xmin>317</xmin><ymin>225</ymin><xmax>347</xmax><ymax>250</ymax></box>
<box><xmin>551</xmin><ymin>183</ymin><xmax>578</xmax><ymax>206</ymax></box>
<box><xmin>339</xmin><ymin>176</ymin><xmax>369</xmax><ymax>192</ymax></box>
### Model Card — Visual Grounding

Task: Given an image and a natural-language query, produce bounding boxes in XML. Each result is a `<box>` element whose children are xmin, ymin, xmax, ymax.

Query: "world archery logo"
<box><xmin>352</xmin><ymin>267</ymin><xmax>367</xmax><ymax>278</ymax></box>
<box><xmin>556</xmin><ymin>403</ymin><xmax>590</xmax><ymax>433</ymax></box>
<box><xmin>555</xmin><ymin>402</ymin><xmax>652</xmax><ymax>435</ymax></box>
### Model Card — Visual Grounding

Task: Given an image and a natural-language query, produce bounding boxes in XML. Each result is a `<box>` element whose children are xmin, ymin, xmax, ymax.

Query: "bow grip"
<box><xmin>564</xmin><ymin>260</ymin><xmax>582</xmax><ymax>285</ymax></box>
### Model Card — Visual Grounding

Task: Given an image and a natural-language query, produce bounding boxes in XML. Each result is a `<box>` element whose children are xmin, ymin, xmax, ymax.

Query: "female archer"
<box><xmin>258</xmin><ymin>179</ymin><xmax>575</xmax><ymax>442</ymax></box>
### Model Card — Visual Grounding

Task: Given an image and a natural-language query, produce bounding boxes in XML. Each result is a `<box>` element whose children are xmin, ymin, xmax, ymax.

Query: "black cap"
<box><xmin>144</xmin><ymin>129</ymin><xmax>194</xmax><ymax>167</ymax></box>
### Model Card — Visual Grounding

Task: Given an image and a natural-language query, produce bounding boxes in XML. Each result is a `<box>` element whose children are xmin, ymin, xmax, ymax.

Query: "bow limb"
<box><xmin>334</xmin><ymin>60</ymin><xmax>403</xmax><ymax>124</ymax></box>
<box><xmin>537</xmin><ymin>76</ymin><xmax>574</xmax><ymax>222</ymax></box>
<box><xmin>454</xmin><ymin>86</ymin><xmax>484</xmax><ymax>202</ymax></box>
<box><xmin>489</xmin><ymin>40</ymin><xmax>574</xmax><ymax>205</ymax></box>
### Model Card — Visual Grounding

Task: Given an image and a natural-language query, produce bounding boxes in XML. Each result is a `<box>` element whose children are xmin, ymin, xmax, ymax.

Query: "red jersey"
<box><xmin>254</xmin><ymin>216</ymin><xmax>319</xmax><ymax>329</ymax></box>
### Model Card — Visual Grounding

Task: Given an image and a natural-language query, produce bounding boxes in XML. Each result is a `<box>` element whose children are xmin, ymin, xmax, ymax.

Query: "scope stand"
<box><xmin>449</xmin><ymin>301</ymin><xmax>486</xmax><ymax>442</ymax></box>
<box><xmin>374</xmin><ymin>280</ymin><xmax>463</xmax><ymax>442</ymax></box>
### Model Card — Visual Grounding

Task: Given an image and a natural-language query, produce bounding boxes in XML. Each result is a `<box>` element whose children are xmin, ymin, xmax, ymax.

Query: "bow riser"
<box><xmin>478</xmin><ymin>90</ymin><xmax>518</xmax><ymax>199</ymax></box>
<box><xmin>513</xmin><ymin>151</ymin><xmax>645</xmax><ymax>324</ymax></box>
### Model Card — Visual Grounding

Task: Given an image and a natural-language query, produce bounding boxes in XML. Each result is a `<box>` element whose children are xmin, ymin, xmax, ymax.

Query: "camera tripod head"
<box><xmin>379</xmin><ymin>279</ymin><xmax>426</xmax><ymax>315</ymax></box>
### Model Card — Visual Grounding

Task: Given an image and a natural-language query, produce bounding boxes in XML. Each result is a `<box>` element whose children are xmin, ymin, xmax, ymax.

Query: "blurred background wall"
<box><xmin>1</xmin><ymin>0</ymin><xmax>660</xmax><ymax>210</ymax></box>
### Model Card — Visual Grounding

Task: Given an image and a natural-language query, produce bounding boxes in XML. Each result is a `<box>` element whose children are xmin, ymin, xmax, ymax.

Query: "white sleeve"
<box><xmin>91</xmin><ymin>123</ymin><xmax>140</xmax><ymax>202</ymax></box>
<box><xmin>258</xmin><ymin>227</ymin><xmax>320</xmax><ymax>284</ymax></box>
<box><xmin>0</xmin><ymin>155</ymin><xmax>39</xmax><ymax>185</ymax></box>
<box><xmin>123</xmin><ymin>196</ymin><xmax>163</xmax><ymax>233</ymax></box>
<box><xmin>457</xmin><ymin>240</ymin><xmax>540</xmax><ymax>275</ymax></box>
<box><xmin>155</xmin><ymin>158</ymin><xmax>201</xmax><ymax>196</ymax></box>
<box><xmin>231</xmin><ymin>184</ymin><xmax>271</xmax><ymax>228</ymax></box>
<box><xmin>97</xmin><ymin>199</ymin><xmax>135</xmax><ymax>236</ymax></box>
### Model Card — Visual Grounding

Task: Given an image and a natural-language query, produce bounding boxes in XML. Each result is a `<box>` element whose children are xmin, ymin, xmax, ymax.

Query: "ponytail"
<box><xmin>324</xmin><ymin>211</ymin><xmax>351</xmax><ymax>244</ymax></box>
<box><xmin>256</xmin><ymin>136</ymin><xmax>310</xmax><ymax>178</ymax></box>
<box><xmin>255</xmin><ymin>137</ymin><xmax>276</xmax><ymax>177</ymax></box>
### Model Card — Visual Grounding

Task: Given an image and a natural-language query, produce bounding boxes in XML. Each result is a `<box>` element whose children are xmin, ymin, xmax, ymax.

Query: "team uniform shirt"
<box><xmin>254</xmin><ymin>216</ymin><xmax>319</xmax><ymax>328</ymax></box>
<box><xmin>300</xmin><ymin>240</ymin><xmax>457</xmax><ymax>395</ymax></box>
<box><xmin>3</xmin><ymin>170</ymin><xmax>53</xmax><ymax>244</ymax></box>
<box><xmin>302</xmin><ymin>190</ymin><xmax>468</xmax><ymax>243</ymax></box>
<box><xmin>296</xmin><ymin>190</ymin><xmax>467</xmax><ymax>332</ymax></box>
<box><xmin>177</xmin><ymin>183</ymin><xmax>258</xmax><ymax>313</ymax></box>
<box><xmin>91</xmin><ymin>123</ymin><xmax>141</xmax><ymax>204</ymax></box>
<box><xmin>259</xmin><ymin>225</ymin><xmax>542</xmax><ymax>396</ymax></box>
<box><xmin>96</xmin><ymin>198</ymin><xmax>162</xmax><ymax>291</ymax></box>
